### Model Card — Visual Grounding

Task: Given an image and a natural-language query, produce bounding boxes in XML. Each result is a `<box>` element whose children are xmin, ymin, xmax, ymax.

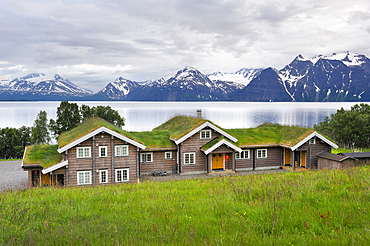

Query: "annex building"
<box><xmin>22</xmin><ymin>114</ymin><xmax>338</xmax><ymax>187</ymax></box>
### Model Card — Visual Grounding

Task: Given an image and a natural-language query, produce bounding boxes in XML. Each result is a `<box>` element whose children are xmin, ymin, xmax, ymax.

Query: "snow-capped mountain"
<box><xmin>277</xmin><ymin>52</ymin><xmax>370</xmax><ymax>101</ymax></box>
<box><xmin>1</xmin><ymin>73</ymin><xmax>92</xmax><ymax>96</ymax></box>
<box><xmin>95</xmin><ymin>77</ymin><xmax>139</xmax><ymax>100</ymax></box>
<box><xmin>97</xmin><ymin>67</ymin><xmax>243</xmax><ymax>101</ymax></box>
<box><xmin>207</xmin><ymin>68</ymin><xmax>263</xmax><ymax>86</ymax></box>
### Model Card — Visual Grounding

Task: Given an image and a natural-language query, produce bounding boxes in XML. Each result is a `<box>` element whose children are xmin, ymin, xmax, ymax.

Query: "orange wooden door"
<box><xmin>301</xmin><ymin>151</ymin><xmax>306</xmax><ymax>167</ymax></box>
<box><xmin>285</xmin><ymin>149</ymin><xmax>291</xmax><ymax>165</ymax></box>
<box><xmin>212</xmin><ymin>154</ymin><xmax>224</xmax><ymax>169</ymax></box>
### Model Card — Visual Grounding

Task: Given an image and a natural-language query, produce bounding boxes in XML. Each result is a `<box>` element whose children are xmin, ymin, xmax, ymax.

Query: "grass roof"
<box><xmin>201</xmin><ymin>137</ymin><xmax>231</xmax><ymax>150</ymax></box>
<box><xmin>58</xmin><ymin>117</ymin><xmax>144</xmax><ymax>148</ymax></box>
<box><xmin>228</xmin><ymin>123</ymin><xmax>314</xmax><ymax>147</ymax></box>
<box><xmin>23</xmin><ymin>145</ymin><xmax>63</xmax><ymax>168</ymax></box>
<box><xmin>153</xmin><ymin>116</ymin><xmax>207</xmax><ymax>140</ymax></box>
<box><xmin>128</xmin><ymin>131</ymin><xmax>176</xmax><ymax>149</ymax></box>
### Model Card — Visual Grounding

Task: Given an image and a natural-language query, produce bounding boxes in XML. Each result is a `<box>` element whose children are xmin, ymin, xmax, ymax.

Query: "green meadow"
<box><xmin>1</xmin><ymin>167</ymin><xmax>369</xmax><ymax>245</ymax></box>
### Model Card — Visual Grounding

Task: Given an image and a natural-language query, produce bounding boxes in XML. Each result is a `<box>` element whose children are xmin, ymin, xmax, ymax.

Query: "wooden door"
<box><xmin>284</xmin><ymin>149</ymin><xmax>291</xmax><ymax>165</ymax></box>
<box><xmin>301</xmin><ymin>152</ymin><xmax>306</xmax><ymax>167</ymax></box>
<box><xmin>212</xmin><ymin>153</ymin><xmax>224</xmax><ymax>169</ymax></box>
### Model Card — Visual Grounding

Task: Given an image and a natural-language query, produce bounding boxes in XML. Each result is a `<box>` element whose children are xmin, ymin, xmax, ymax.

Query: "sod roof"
<box><xmin>227</xmin><ymin>123</ymin><xmax>315</xmax><ymax>147</ymax></box>
<box><xmin>23</xmin><ymin>145</ymin><xmax>63</xmax><ymax>168</ymax></box>
<box><xmin>58</xmin><ymin>117</ymin><xmax>144</xmax><ymax>148</ymax></box>
<box><xmin>153</xmin><ymin>115</ymin><xmax>232</xmax><ymax>141</ymax></box>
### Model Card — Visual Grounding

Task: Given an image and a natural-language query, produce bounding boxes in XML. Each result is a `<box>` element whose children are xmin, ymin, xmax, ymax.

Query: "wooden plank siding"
<box><xmin>66</xmin><ymin>133</ymin><xmax>138</xmax><ymax>186</ymax></box>
<box><xmin>235</xmin><ymin>149</ymin><xmax>254</xmax><ymax>170</ymax></box>
<box><xmin>140</xmin><ymin>150</ymin><xmax>177</xmax><ymax>174</ymax></box>
<box><xmin>181</xmin><ymin>128</ymin><xmax>222</xmax><ymax>174</ymax></box>
<box><xmin>317</xmin><ymin>158</ymin><xmax>356</xmax><ymax>170</ymax></box>
<box><xmin>256</xmin><ymin>147</ymin><xmax>282</xmax><ymax>169</ymax></box>
<box><xmin>297</xmin><ymin>139</ymin><xmax>331</xmax><ymax>169</ymax></box>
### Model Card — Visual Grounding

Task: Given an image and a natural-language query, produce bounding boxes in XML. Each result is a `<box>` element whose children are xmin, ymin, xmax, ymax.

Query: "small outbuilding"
<box><xmin>339</xmin><ymin>152</ymin><xmax>370</xmax><ymax>166</ymax></box>
<box><xmin>316</xmin><ymin>151</ymin><xmax>357</xmax><ymax>170</ymax></box>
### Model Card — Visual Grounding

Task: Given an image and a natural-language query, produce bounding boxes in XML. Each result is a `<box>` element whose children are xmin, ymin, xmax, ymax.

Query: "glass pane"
<box><xmin>84</xmin><ymin>148</ymin><xmax>89</xmax><ymax>157</ymax></box>
<box><xmin>122</xmin><ymin>170</ymin><xmax>127</xmax><ymax>180</ymax></box>
<box><xmin>122</xmin><ymin>146</ymin><xmax>127</xmax><ymax>156</ymax></box>
<box><xmin>185</xmin><ymin>154</ymin><xmax>189</xmax><ymax>164</ymax></box>
<box><xmin>190</xmin><ymin>154</ymin><xmax>194</xmax><ymax>164</ymax></box>
<box><xmin>117</xmin><ymin>170</ymin><xmax>122</xmax><ymax>182</ymax></box>
<box><xmin>78</xmin><ymin>173</ymin><xmax>84</xmax><ymax>184</ymax></box>
<box><xmin>78</xmin><ymin>148</ymin><xmax>83</xmax><ymax>158</ymax></box>
<box><xmin>147</xmin><ymin>154</ymin><xmax>152</xmax><ymax>162</ymax></box>
<box><xmin>85</xmin><ymin>172</ymin><xmax>90</xmax><ymax>184</ymax></box>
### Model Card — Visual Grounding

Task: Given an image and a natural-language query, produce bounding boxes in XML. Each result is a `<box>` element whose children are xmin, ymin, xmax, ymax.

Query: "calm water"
<box><xmin>0</xmin><ymin>101</ymin><xmax>363</xmax><ymax>131</ymax></box>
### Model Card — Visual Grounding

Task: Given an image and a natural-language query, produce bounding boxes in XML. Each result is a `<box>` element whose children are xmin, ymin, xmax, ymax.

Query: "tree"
<box><xmin>32</xmin><ymin>110</ymin><xmax>50</xmax><ymax>144</ymax></box>
<box><xmin>80</xmin><ymin>104</ymin><xmax>125</xmax><ymax>127</ymax></box>
<box><xmin>49</xmin><ymin>101</ymin><xmax>81</xmax><ymax>137</ymax></box>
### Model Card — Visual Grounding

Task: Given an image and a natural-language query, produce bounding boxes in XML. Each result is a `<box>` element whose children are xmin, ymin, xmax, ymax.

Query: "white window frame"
<box><xmin>115</xmin><ymin>168</ymin><xmax>129</xmax><ymax>182</ymax></box>
<box><xmin>309</xmin><ymin>138</ymin><xmax>315</xmax><ymax>145</ymax></box>
<box><xmin>141</xmin><ymin>152</ymin><xmax>153</xmax><ymax>163</ymax></box>
<box><xmin>257</xmin><ymin>149</ymin><xmax>267</xmax><ymax>159</ymax></box>
<box><xmin>99</xmin><ymin>146</ymin><xmax>108</xmax><ymax>158</ymax></box>
<box><xmin>165</xmin><ymin>151</ymin><xmax>172</xmax><ymax>159</ymax></box>
<box><xmin>200</xmin><ymin>130</ymin><xmax>212</xmax><ymax>139</ymax></box>
<box><xmin>235</xmin><ymin>150</ymin><xmax>250</xmax><ymax>159</ymax></box>
<box><xmin>99</xmin><ymin>169</ymin><xmax>108</xmax><ymax>184</ymax></box>
<box><xmin>76</xmin><ymin>147</ymin><xmax>91</xmax><ymax>158</ymax></box>
<box><xmin>77</xmin><ymin>171</ymin><xmax>92</xmax><ymax>185</ymax></box>
<box><xmin>184</xmin><ymin>152</ymin><xmax>195</xmax><ymax>165</ymax></box>
<box><xmin>115</xmin><ymin>145</ymin><xmax>128</xmax><ymax>157</ymax></box>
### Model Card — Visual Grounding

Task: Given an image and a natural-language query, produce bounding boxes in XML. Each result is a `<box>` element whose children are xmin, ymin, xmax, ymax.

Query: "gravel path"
<box><xmin>0</xmin><ymin>160</ymin><xmax>28</xmax><ymax>192</ymax></box>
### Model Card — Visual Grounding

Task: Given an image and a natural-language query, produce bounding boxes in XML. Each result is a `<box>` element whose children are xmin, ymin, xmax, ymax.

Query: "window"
<box><xmin>165</xmin><ymin>152</ymin><xmax>172</xmax><ymax>159</ymax></box>
<box><xmin>141</xmin><ymin>153</ymin><xmax>153</xmax><ymax>163</ymax></box>
<box><xmin>235</xmin><ymin>150</ymin><xmax>250</xmax><ymax>159</ymax></box>
<box><xmin>115</xmin><ymin>145</ymin><xmax>128</xmax><ymax>157</ymax></box>
<box><xmin>99</xmin><ymin>146</ymin><xmax>108</xmax><ymax>158</ymax></box>
<box><xmin>77</xmin><ymin>171</ymin><xmax>91</xmax><ymax>185</ymax></box>
<box><xmin>200</xmin><ymin>130</ymin><xmax>211</xmax><ymax>139</ymax></box>
<box><xmin>309</xmin><ymin>138</ymin><xmax>315</xmax><ymax>145</ymax></box>
<box><xmin>115</xmin><ymin>168</ymin><xmax>129</xmax><ymax>182</ymax></box>
<box><xmin>257</xmin><ymin>149</ymin><xmax>267</xmax><ymax>158</ymax></box>
<box><xmin>99</xmin><ymin>169</ymin><xmax>108</xmax><ymax>184</ymax></box>
<box><xmin>184</xmin><ymin>152</ymin><xmax>195</xmax><ymax>165</ymax></box>
<box><xmin>76</xmin><ymin>147</ymin><xmax>91</xmax><ymax>158</ymax></box>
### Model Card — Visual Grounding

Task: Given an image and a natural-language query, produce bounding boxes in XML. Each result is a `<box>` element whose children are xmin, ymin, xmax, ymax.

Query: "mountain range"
<box><xmin>1</xmin><ymin>52</ymin><xmax>370</xmax><ymax>102</ymax></box>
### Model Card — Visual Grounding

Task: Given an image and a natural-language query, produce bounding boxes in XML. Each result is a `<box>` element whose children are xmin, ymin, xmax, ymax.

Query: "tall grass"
<box><xmin>1</xmin><ymin>167</ymin><xmax>369</xmax><ymax>245</ymax></box>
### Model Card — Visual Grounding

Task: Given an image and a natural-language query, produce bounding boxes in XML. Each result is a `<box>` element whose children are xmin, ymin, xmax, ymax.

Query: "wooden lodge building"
<box><xmin>22</xmin><ymin>114</ymin><xmax>338</xmax><ymax>187</ymax></box>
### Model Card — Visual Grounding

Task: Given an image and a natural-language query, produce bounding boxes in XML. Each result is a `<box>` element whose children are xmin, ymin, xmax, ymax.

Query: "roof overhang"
<box><xmin>291</xmin><ymin>131</ymin><xmax>338</xmax><ymax>151</ymax></box>
<box><xmin>58</xmin><ymin>126</ymin><xmax>146</xmax><ymax>153</ymax></box>
<box><xmin>42</xmin><ymin>160</ymin><xmax>68</xmax><ymax>174</ymax></box>
<box><xmin>203</xmin><ymin>139</ymin><xmax>242</xmax><ymax>155</ymax></box>
<box><xmin>174</xmin><ymin>122</ymin><xmax>237</xmax><ymax>145</ymax></box>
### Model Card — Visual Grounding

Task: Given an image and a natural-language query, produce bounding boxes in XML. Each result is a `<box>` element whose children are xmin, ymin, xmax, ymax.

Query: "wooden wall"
<box><xmin>317</xmin><ymin>158</ymin><xmax>356</xmax><ymax>170</ymax></box>
<box><xmin>140</xmin><ymin>150</ymin><xmax>177</xmax><ymax>174</ymax></box>
<box><xmin>181</xmin><ymin>127</ymin><xmax>222</xmax><ymax>173</ymax></box>
<box><xmin>256</xmin><ymin>147</ymin><xmax>282</xmax><ymax>168</ymax></box>
<box><xmin>235</xmin><ymin>148</ymin><xmax>253</xmax><ymax>170</ymax></box>
<box><xmin>299</xmin><ymin>139</ymin><xmax>332</xmax><ymax>169</ymax></box>
<box><xmin>67</xmin><ymin>132</ymin><xmax>138</xmax><ymax>186</ymax></box>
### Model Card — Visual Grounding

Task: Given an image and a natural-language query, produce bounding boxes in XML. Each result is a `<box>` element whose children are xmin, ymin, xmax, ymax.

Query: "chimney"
<box><xmin>197</xmin><ymin>109</ymin><xmax>202</xmax><ymax>119</ymax></box>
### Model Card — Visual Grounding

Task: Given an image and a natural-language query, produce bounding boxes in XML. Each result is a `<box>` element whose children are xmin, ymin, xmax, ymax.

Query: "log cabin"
<box><xmin>22</xmin><ymin>114</ymin><xmax>338</xmax><ymax>187</ymax></box>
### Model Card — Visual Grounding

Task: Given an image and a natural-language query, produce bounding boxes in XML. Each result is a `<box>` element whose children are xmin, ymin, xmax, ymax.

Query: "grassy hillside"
<box><xmin>1</xmin><ymin>167</ymin><xmax>369</xmax><ymax>245</ymax></box>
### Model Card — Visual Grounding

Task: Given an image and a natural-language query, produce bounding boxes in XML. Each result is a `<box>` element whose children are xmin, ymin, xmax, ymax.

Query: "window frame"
<box><xmin>77</xmin><ymin>170</ymin><xmax>92</xmax><ymax>185</ymax></box>
<box><xmin>309</xmin><ymin>138</ymin><xmax>316</xmax><ymax>145</ymax></box>
<box><xmin>184</xmin><ymin>152</ymin><xmax>196</xmax><ymax>165</ymax></box>
<box><xmin>115</xmin><ymin>168</ymin><xmax>129</xmax><ymax>183</ymax></box>
<box><xmin>99</xmin><ymin>146</ymin><xmax>108</xmax><ymax>158</ymax></box>
<box><xmin>115</xmin><ymin>145</ymin><xmax>129</xmax><ymax>157</ymax></box>
<box><xmin>200</xmin><ymin>130</ymin><xmax>212</xmax><ymax>139</ymax></box>
<box><xmin>165</xmin><ymin>151</ymin><xmax>172</xmax><ymax>159</ymax></box>
<box><xmin>99</xmin><ymin>169</ymin><xmax>108</xmax><ymax>184</ymax></box>
<box><xmin>141</xmin><ymin>152</ymin><xmax>153</xmax><ymax>163</ymax></box>
<box><xmin>235</xmin><ymin>150</ymin><xmax>250</xmax><ymax>160</ymax></box>
<box><xmin>76</xmin><ymin>147</ymin><xmax>91</xmax><ymax>159</ymax></box>
<box><xmin>257</xmin><ymin>149</ymin><xmax>267</xmax><ymax>159</ymax></box>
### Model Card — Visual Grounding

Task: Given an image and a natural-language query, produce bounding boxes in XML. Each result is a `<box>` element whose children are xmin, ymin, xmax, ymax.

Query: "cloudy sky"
<box><xmin>1</xmin><ymin>0</ymin><xmax>370</xmax><ymax>92</ymax></box>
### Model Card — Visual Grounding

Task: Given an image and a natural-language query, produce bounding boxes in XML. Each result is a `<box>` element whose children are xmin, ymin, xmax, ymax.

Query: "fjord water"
<box><xmin>0</xmin><ymin>101</ymin><xmax>363</xmax><ymax>131</ymax></box>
